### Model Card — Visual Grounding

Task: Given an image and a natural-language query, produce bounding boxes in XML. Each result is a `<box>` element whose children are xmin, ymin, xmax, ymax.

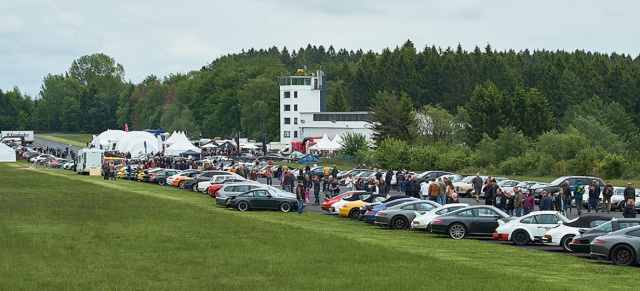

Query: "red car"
<box><xmin>320</xmin><ymin>191</ymin><xmax>364</xmax><ymax>211</ymax></box>
<box><xmin>209</xmin><ymin>184</ymin><xmax>224</xmax><ymax>197</ymax></box>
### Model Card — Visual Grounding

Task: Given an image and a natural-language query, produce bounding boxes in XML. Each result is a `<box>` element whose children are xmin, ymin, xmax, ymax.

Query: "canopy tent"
<box><xmin>331</xmin><ymin>134</ymin><xmax>344</xmax><ymax>150</ymax></box>
<box><xmin>202</xmin><ymin>142</ymin><xmax>219</xmax><ymax>148</ymax></box>
<box><xmin>115</xmin><ymin>131</ymin><xmax>159</xmax><ymax>154</ymax></box>
<box><xmin>165</xmin><ymin>132</ymin><xmax>201</xmax><ymax>156</ymax></box>
<box><xmin>164</xmin><ymin>131</ymin><xmax>180</xmax><ymax>145</ymax></box>
<box><xmin>0</xmin><ymin>143</ymin><xmax>16</xmax><ymax>162</ymax></box>
<box><xmin>308</xmin><ymin>134</ymin><xmax>339</xmax><ymax>152</ymax></box>
<box><xmin>97</xmin><ymin>129</ymin><xmax>126</xmax><ymax>150</ymax></box>
<box><xmin>179</xmin><ymin>150</ymin><xmax>201</xmax><ymax>159</ymax></box>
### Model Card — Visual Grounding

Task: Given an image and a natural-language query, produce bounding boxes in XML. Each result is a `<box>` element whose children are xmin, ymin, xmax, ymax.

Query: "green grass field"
<box><xmin>37</xmin><ymin>134</ymin><xmax>94</xmax><ymax>148</ymax></box>
<box><xmin>2</xmin><ymin>161</ymin><xmax>638</xmax><ymax>290</ymax></box>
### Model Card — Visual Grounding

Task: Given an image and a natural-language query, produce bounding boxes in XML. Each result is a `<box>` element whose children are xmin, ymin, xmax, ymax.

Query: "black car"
<box><xmin>149</xmin><ymin>169</ymin><xmax>180</xmax><ymax>185</ymax></box>
<box><xmin>430</xmin><ymin>206</ymin><xmax>512</xmax><ymax>239</ymax></box>
<box><xmin>415</xmin><ymin>171</ymin><xmax>453</xmax><ymax>185</ymax></box>
<box><xmin>570</xmin><ymin>218</ymin><xmax>640</xmax><ymax>253</ymax></box>
<box><xmin>529</xmin><ymin>176</ymin><xmax>604</xmax><ymax>203</ymax></box>
<box><xmin>227</xmin><ymin>188</ymin><xmax>298</xmax><ymax>212</ymax></box>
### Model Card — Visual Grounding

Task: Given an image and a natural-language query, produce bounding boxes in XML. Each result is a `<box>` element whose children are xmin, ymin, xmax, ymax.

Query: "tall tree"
<box><xmin>368</xmin><ymin>91</ymin><xmax>414</xmax><ymax>145</ymax></box>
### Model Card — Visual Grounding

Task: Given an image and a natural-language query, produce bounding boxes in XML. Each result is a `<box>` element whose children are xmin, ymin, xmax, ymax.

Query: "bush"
<box><xmin>601</xmin><ymin>153</ymin><xmax>625</xmax><ymax>179</ymax></box>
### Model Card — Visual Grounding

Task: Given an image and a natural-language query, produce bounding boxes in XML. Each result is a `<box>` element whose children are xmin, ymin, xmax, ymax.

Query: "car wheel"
<box><xmin>279</xmin><ymin>202</ymin><xmax>292</xmax><ymax>213</ymax></box>
<box><xmin>465</xmin><ymin>189</ymin><xmax>473</xmax><ymax>198</ymax></box>
<box><xmin>179</xmin><ymin>181</ymin><xmax>185</xmax><ymax>189</ymax></box>
<box><xmin>618</xmin><ymin>201</ymin><xmax>626</xmax><ymax>212</ymax></box>
<box><xmin>390</xmin><ymin>216</ymin><xmax>408</xmax><ymax>230</ymax></box>
<box><xmin>238</xmin><ymin>201</ymin><xmax>250</xmax><ymax>212</ymax></box>
<box><xmin>611</xmin><ymin>245</ymin><xmax>636</xmax><ymax>266</ymax></box>
<box><xmin>158</xmin><ymin>178</ymin><xmax>166</xmax><ymax>186</ymax></box>
<box><xmin>512</xmin><ymin>230</ymin><xmax>530</xmax><ymax>246</ymax></box>
<box><xmin>191</xmin><ymin>184</ymin><xmax>197</xmax><ymax>192</ymax></box>
<box><xmin>202</xmin><ymin>187</ymin><xmax>209</xmax><ymax>194</ymax></box>
<box><xmin>448</xmin><ymin>223</ymin><xmax>466</xmax><ymax>239</ymax></box>
<box><xmin>561</xmin><ymin>235</ymin><xmax>575</xmax><ymax>252</ymax></box>
<box><xmin>349</xmin><ymin>208</ymin><xmax>360</xmax><ymax>220</ymax></box>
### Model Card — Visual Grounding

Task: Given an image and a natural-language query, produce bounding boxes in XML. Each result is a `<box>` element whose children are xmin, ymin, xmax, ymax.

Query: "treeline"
<box><xmin>4</xmin><ymin>41</ymin><xmax>640</xmax><ymax>177</ymax></box>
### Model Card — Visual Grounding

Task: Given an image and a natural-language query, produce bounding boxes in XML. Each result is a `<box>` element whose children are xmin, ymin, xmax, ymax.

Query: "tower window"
<box><xmin>284</xmin><ymin>92</ymin><xmax>290</xmax><ymax>98</ymax></box>
<box><xmin>294</xmin><ymin>91</ymin><xmax>298</xmax><ymax>98</ymax></box>
<box><xmin>284</xmin><ymin>118</ymin><xmax>290</xmax><ymax>125</ymax></box>
<box><xmin>284</xmin><ymin>105</ymin><xmax>290</xmax><ymax>111</ymax></box>
<box><xmin>294</xmin><ymin>105</ymin><xmax>298</xmax><ymax>111</ymax></box>
<box><xmin>294</xmin><ymin>118</ymin><xmax>297</xmax><ymax>125</ymax></box>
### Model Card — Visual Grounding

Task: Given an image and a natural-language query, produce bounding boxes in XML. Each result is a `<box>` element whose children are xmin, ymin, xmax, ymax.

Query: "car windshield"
<box><xmin>549</xmin><ymin>177</ymin><xmax>566</xmax><ymax>186</ymax></box>
<box><xmin>461</xmin><ymin>176</ymin><xmax>474</xmax><ymax>183</ymax></box>
<box><xmin>593</xmin><ymin>221</ymin><xmax>613</xmax><ymax>232</ymax></box>
<box><xmin>556</xmin><ymin>213</ymin><xmax>570</xmax><ymax>223</ymax></box>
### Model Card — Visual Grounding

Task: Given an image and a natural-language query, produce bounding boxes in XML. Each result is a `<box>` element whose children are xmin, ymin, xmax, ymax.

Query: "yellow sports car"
<box><xmin>339</xmin><ymin>194</ymin><xmax>388</xmax><ymax>220</ymax></box>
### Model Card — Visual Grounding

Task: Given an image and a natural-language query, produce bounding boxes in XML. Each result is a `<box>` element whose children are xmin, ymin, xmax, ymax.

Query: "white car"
<box><xmin>411</xmin><ymin>203</ymin><xmax>470</xmax><ymax>230</ymax></box>
<box><xmin>493</xmin><ymin>211</ymin><xmax>569</xmax><ymax>245</ymax></box>
<box><xmin>196</xmin><ymin>174</ymin><xmax>245</xmax><ymax>193</ymax></box>
<box><xmin>541</xmin><ymin>215</ymin><xmax>610</xmax><ymax>251</ymax></box>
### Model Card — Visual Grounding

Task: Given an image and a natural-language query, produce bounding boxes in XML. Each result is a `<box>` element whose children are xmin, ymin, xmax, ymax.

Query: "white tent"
<box><xmin>331</xmin><ymin>134</ymin><xmax>344</xmax><ymax>150</ymax></box>
<box><xmin>165</xmin><ymin>132</ymin><xmax>201</xmax><ymax>156</ymax></box>
<box><xmin>97</xmin><ymin>129</ymin><xmax>126</xmax><ymax>150</ymax></box>
<box><xmin>164</xmin><ymin>131</ymin><xmax>179</xmax><ymax>145</ymax></box>
<box><xmin>0</xmin><ymin>143</ymin><xmax>16</xmax><ymax>162</ymax></box>
<box><xmin>309</xmin><ymin>134</ymin><xmax>338</xmax><ymax>151</ymax></box>
<box><xmin>115</xmin><ymin>131</ymin><xmax>159</xmax><ymax>154</ymax></box>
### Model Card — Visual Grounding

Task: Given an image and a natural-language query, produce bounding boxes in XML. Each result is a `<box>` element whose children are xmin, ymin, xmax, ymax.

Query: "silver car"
<box><xmin>215</xmin><ymin>181</ymin><xmax>263</xmax><ymax>206</ymax></box>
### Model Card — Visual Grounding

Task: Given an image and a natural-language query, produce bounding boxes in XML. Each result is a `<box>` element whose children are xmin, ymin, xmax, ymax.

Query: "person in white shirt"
<box><xmin>345</xmin><ymin>173</ymin><xmax>355</xmax><ymax>191</ymax></box>
<box><xmin>420</xmin><ymin>181</ymin><xmax>430</xmax><ymax>200</ymax></box>
<box><xmin>373</xmin><ymin>181</ymin><xmax>380</xmax><ymax>194</ymax></box>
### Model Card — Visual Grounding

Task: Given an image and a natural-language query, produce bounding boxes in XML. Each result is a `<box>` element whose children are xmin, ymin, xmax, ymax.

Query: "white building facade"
<box><xmin>278</xmin><ymin>70</ymin><xmax>373</xmax><ymax>144</ymax></box>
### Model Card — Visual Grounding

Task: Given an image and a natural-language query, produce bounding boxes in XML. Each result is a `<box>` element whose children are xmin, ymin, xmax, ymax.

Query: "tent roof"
<box><xmin>115</xmin><ymin>131</ymin><xmax>159</xmax><ymax>154</ymax></box>
<box><xmin>0</xmin><ymin>143</ymin><xmax>16</xmax><ymax>162</ymax></box>
<box><xmin>310</xmin><ymin>135</ymin><xmax>337</xmax><ymax>151</ymax></box>
<box><xmin>97</xmin><ymin>130</ymin><xmax>126</xmax><ymax>148</ymax></box>
<box><xmin>165</xmin><ymin>132</ymin><xmax>201</xmax><ymax>156</ymax></box>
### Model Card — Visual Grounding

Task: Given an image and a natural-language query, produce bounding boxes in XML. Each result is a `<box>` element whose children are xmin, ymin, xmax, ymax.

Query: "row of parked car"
<box><xmin>316</xmin><ymin>189</ymin><xmax>640</xmax><ymax>267</ymax></box>
<box><xmin>24</xmin><ymin>152</ymin><xmax>76</xmax><ymax>170</ymax></box>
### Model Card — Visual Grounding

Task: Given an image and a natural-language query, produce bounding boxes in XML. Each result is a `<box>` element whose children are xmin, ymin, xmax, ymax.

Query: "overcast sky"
<box><xmin>2</xmin><ymin>0</ymin><xmax>639</xmax><ymax>98</ymax></box>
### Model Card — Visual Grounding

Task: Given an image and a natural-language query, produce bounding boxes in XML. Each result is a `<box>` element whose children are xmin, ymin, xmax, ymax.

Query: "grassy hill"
<box><xmin>0</xmin><ymin>161</ymin><xmax>637</xmax><ymax>290</ymax></box>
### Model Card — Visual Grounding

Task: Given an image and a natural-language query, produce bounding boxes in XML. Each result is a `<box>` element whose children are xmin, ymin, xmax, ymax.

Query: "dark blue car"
<box><xmin>364</xmin><ymin>198</ymin><xmax>417</xmax><ymax>224</ymax></box>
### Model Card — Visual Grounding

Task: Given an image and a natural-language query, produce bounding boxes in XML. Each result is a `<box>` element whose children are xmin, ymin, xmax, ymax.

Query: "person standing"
<box><xmin>494</xmin><ymin>188</ymin><xmax>506</xmax><ymax>211</ymax></box>
<box><xmin>365</xmin><ymin>177</ymin><xmax>375</xmax><ymax>193</ymax></box>
<box><xmin>428</xmin><ymin>178</ymin><xmax>440</xmax><ymax>202</ymax></box>
<box><xmin>505</xmin><ymin>192</ymin><xmax>515</xmax><ymax>216</ymax></box>
<box><xmin>296</xmin><ymin>180</ymin><xmax>305</xmax><ymax>214</ymax></box>
<box><xmin>250</xmin><ymin>169</ymin><xmax>258</xmax><ymax>181</ymax></box>
<box><xmin>471</xmin><ymin>173</ymin><xmax>483</xmax><ymax>203</ymax></box>
<box><xmin>397</xmin><ymin>171</ymin><xmax>405</xmax><ymax>193</ymax></box>
<box><xmin>523</xmin><ymin>190</ymin><xmax>535</xmax><ymax>215</ymax></box>
<box><xmin>109</xmin><ymin>162</ymin><xmax>116</xmax><ymax>180</ymax></box>
<box><xmin>322</xmin><ymin>176</ymin><xmax>331</xmax><ymax>199</ymax></box>
<box><xmin>331</xmin><ymin>164</ymin><xmax>339</xmax><ymax>179</ymax></box>
<box><xmin>624</xmin><ymin>182</ymin><xmax>636</xmax><ymax>218</ymax></box>
<box><xmin>323</xmin><ymin>165</ymin><xmax>330</xmax><ymax>178</ymax></box>
<box><xmin>437</xmin><ymin>177</ymin><xmax>446</xmax><ymax>205</ymax></box>
<box><xmin>345</xmin><ymin>173</ymin><xmax>355</xmax><ymax>192</ymax></box>
<box><xmin>372</xmin><ymin>181</ymin><xmax>380</xmax><ymax>194</ymax></box>
<box><xmin>513</xmin><ymin>187</ymin><xmax>523</xmax><ymax>217</ymax></box>
<box><xmin>483</xmin><ymin>179</ymin><xmax>495</xmax><ymax>206</ymax></box>
<box><xmin>554</xmin><ymin>188</ymin><xmax>565</xmax><ymax>215</ymax></box>
<box><xmin>445</xmin><ymin>180</ymin><xmax>455</xmax><ymax>203</ymax></box>
<box><xmin>602</xmin><ymin>181</ymin><xmax>614</xmax><ymax>213</ymax></box>
<box><xmin>283</xmin><ymin>172</ymin><xmax>293</xmax><ymax>193</ymax></box>
<box><xmin>385</xmin><ymin>168</ymin><xmax>393</xmax><ymax>193</ymax></box>
<box><xmin>331</xmin><ymin>178</ymin><xmax>341</xmax><ymax>197</ymax></box>
<box><xmin>411</xmin><ymin>176</ymin><xmax>420</xmax><ymax>198</ymax></box>
<box><xmin>420</xmin><ymin>179</ymin><xmax>430</xmax><ymax>200</ymax></box>
<box><xmin>563</xmin><ymin>181</ymin><xmax>573</xmax><ymax>214</ymax></box>
<box><xmin>573</xmin><ymin>181</ymin><xmax>585</xmax><ymax>215</ymax></box>
<box><xmin>265</xmin><ymin>166</ymin><xmax>273</xmax><ymax>186</ymax></box>
<box><xmin>102</xmin><ymin>162</ymin><xmax>110</xmax><ymax>180</ymax></box>
<box><xmin>539</xmin><ymin>191</ymin><xmax>553</xmax><ymax>211</ymax></box>
<box><xmin>587</xmin><ymin>180</ymin><xmax>600</xmax><ymax>213</ymax></box>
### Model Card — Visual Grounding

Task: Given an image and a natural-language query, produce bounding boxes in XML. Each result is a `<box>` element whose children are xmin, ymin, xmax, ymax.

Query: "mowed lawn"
<box><xmin>37</xmin><ymin>134</ymin><xmax>93</xmax><ymax>147</ymax></box>
<box><xmin>1</xmin><ymin>162</ymin><xmax>638</xmax><ymax>290</ymax></box>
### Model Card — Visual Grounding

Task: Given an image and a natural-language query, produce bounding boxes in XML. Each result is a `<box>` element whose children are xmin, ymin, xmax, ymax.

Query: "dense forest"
<box><xmin>3</xmin><ymin>40</ymin><xmax>640</xmax><ymax>177</ymax></box>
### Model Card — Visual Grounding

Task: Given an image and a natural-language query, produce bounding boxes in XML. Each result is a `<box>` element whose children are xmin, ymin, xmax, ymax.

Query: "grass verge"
<box><xmin>37</xmin><ymin>134</ymin><xmax>93</xmax><ymax>148</ymax></box>
<box><xmin>1</xmin><ymin>161</ymin><xmax>638</xmax><ymax>290</ymax></box>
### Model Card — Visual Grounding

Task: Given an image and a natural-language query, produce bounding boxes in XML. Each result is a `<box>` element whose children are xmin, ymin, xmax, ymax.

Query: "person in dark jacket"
<box><xmin>505</xmin><ymin>191</ymin><xmax>515</xmax><ymax>216</ymax></box>
<box><xmin>397</xmin><ymin>172</ymin><xmax>405</xmax><ymax>192</ymax></box>
<box><xmin>624</xmin><ymin>182</ymin><xmax>636</xmax><ymax>218</ymax></box>
<box><xmin>554</xmin><ymin>189</ymin><xmax>565</xmax><ymax>215</ymax></box>
<box><xmin>365</xmin><ymin>177</ymin><xmax>375</xmax><ymax>193</ymax></box>
<box><xmin>562</xmin><ymin>181</ymin><xmax>572</xmax><ymax>214</ymax></box>
<box><xmin>471</xmin><ymin>173</ymin><xmax>483</xmax><ymax>203</ymax></box>
<box><xmin>385</xmin><ymin>168</ymin><xmax>393</xmax><ymax>193</ymax></box>
<box><xmin>539</xmin><ymin>191</ymin><xmax>553</xmax><ymax>211</ymax></box>
<box><xmin>331</xmin><ymin>178</ymin><xmax>341</xmax><ymax>197</ymax></box>
<box><xmin>296</xmin><ymin>180</ymin><xmax>305</xmax><ymax>214</ymax></box>
<box><xmin>312</xmin><ymin>176</ymin><xmax>321</xmax><ymax>205</ymax></box>
<box><xmin>602</xmin><ymin>182</ymin><xmax>614</xmax><ymax>213</ymax></box>
<box><xmin>586</xmin><ymin>180</ymin><xmax>601</xmax><ymax>213</ymax></box>
<box><xmin>446</xmin><ymin>193</ymin><xmax>460</xmax><ymax>204</ymax></box>
<box><xmin>494</xmin><ymin>188</ymin><xmax>506</xmax><ymax>211</ymax></box>
<box><xmin>411</xmin><ymin>176</ymin><xmax>420</xmax><ymax>198</ymax></box>
<box><xmin>483</xmin><ymin>179</ymin><xmax>495</xmax><ymax>205</ymax></box>
<box><xmin>322</xmin><ymin>176</ymin><xmax>331</xmax><ymax>199</ymax></box>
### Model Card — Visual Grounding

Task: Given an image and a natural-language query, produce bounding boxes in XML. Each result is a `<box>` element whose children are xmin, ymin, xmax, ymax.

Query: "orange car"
<box><xmin>169</xmin><ymin>171</ymin><xmax>201</xmax><ymax>189</ymax></box>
